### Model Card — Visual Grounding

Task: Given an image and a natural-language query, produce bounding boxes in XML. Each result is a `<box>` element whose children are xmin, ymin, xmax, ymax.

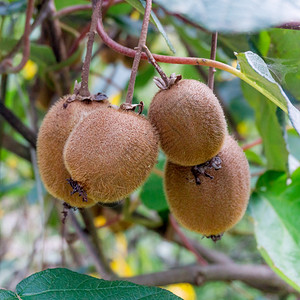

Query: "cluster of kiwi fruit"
<box><xmin>148</xmin><ymin>78</ymin><xmax>250</xmax><ymax>241</ymax></box>
<box><xmin>37</xmin><ymin>74</ymin><xmax>250</xmax><ymax>240</ymax></box>
<box><xmin>37</xmin><ymin>94</ymin><xmax>159</xmax><ymax>208</ymax></box>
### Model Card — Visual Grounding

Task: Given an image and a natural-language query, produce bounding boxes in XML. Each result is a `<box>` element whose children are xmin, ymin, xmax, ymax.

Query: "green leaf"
<box><xmin>236</xmin><ymin>51</ymin><xmax>300</xmax><ymax>135</ymax></box>
<box><xmin>30</xmin><ymin>44</ymin><xmax>57</xmax><ymax>66</ymax></box>
<box><xmin>154</xmin><ymin>0</ymin><xmax>300</xmax><ymax>33</ymax></box>
<box><xmin>12</xmin><ymin>268</ymin><xmax>181</xmax><ymax>300</ymax></box>
<box><xmin>0</xmin><ymin>290</ymin><xmax>18</xmax><ymax>300</ymax></box>
<box><xmin>250</xmin><ymin>169</ymin><xmax>300</xmax><ymax>292</ymax></box>
<box><xmin>267</xmin><ymin>29</ymin><xmax>300</xmax><ymax>101</ymax></box>
<box><xmin>54</xmin><ymin>0</ymin><xmax>87</xmax><ymax>11</ymax></box>
<box><xmin>0</xmin><ymin>38</ymin><xmax>56</xmax><ymax>66</ymax></box>
<box><xmin>140</xmin><ymin>153</ymin><xmax>168</xmax><ymax>212</ymax></box>
<box><xmin>242</xmin><ymin>82</ymin><xmax>289</xmax><ymax>171</ymax></box>
<box><xmin>124</xmin><ymin>0</ymin><xmax>175</xmax><ymax>53</ymax></box>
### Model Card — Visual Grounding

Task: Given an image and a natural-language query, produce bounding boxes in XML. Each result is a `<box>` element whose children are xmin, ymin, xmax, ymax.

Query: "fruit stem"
<box><xmin>125</xmin><ymin>0</ymin><xmax>152</xmax><ymax>104</ymax></box>
<box><xmin>79</xmin><ymin>0</ymin><xmax>102</xmax><ymax>97</ymax></box>
<box><xmin>142</xmin><ymin>45</ymin><xmax>169</xmax><ymax>87</ymax></box>
<box><xmin>207</xmin><ymin>32</ymin><xmax>218</xmax><ymax>90</ymax></box>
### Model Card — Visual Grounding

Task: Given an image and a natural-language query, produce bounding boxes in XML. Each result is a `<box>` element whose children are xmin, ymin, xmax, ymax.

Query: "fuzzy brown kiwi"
<box><xmin>164</xmin><ymin>135</ymin><xmax>250</xmax><ymax>237</ymax></box>
<box><xmin>37</xmin><ymin>96</ymin><xmax>109</xmax><ymax>208</ymax></box>
<box><xmin>148</xmin><ymin>79</ymin><xmax>227</xmax><ymax>166</ymax></box>
<box><xmin>63</xmin><ymin>107</ymin><xmax>159</xmax><ymax>203</ymax></box>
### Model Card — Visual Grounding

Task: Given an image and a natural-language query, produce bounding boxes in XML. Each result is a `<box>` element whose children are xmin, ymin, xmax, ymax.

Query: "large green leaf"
<box><xmin>154</xmin><ymin>0</ymin><xmax>300</xmax><ymax>33</ymax></box>
<box><xmin>125</xmin><ymin>0</ymin><xmax>175</xmax><ymax>53</ymax></box>
<box><xmin>242</xmin><ymin>82</ymin><xmax>289</xmax><ymax>171</ymax></box>
<box><xmin>250</xmin><ymin>169</ymin><xmax>300</xmax><ymax>292</ymax></box>
<box><xmin>0</xmin><ymin>268</ymin><xmax>181</xmax><ymax>300</ymax></box>
<box><xmin>0</xmin><ymin>290</ymin><xmax>18</xmax><ymax>300</ymax></box>
<box><xmin>267</xmin><ymin>29</ymin><xmax>300</xmax><ymax>101</ymax></box>
<box><xmin>236</xmin><ymin>51</ymin><xmax>300</xmax><ymax>135</ymax></box>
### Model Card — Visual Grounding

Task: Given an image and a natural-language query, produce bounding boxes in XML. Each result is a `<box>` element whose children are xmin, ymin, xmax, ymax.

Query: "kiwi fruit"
<box><xmin>37</xmin><ymin>96</ymin><xmax>109</xmax><ymax>207</ymax></box>
<box><xmin>148</xmin><ymin>79</ymin><xmax>227</xmax><ymax>166</ymax></box>
<box><xmin>63</xmin><ymin>107</ymin><xmax>159</xmax><ymax>203</ymax></box>
<box><xmin>164</xmin><ymin>135</ymin><xmax>250</xmax><ymax>237</ymax></box>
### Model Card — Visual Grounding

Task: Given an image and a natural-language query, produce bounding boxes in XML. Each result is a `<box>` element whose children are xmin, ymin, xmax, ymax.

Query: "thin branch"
<box><xmin>124</xmin><ymin>263</ymin><xmax>297</xmax><ymax>295</ymax></box>
<box><xmin>96</xmin><ymin>16</ymin><xmax>239</xmax><ymax>75</ymax></box>
<box><xmin>70</xmin><ymin>210</ymin><xmax>116</xmax><ymax>280</ymax></box>
<box><xmin>242</xmin><ymin>138</ymin><xmax>262</xmax><ymax>151</ymax></box>
<box><xmin>55</xmin><ymin>4</ymin><xmax>92</xmax><ymax>18</ymax></box>
<box><xmin>97</xmin><ymin>16</ymin><xmax>291</xmax><ymax>115</ymax></box>
<box><xmin>2</xmin><ymin>134</ymin><xmax>31</xmax><ymax>162</ymax></box>
<box><xmin>172</xmin><ymin>234</ymin><xmax>233</xmax><ymax>265</ymax></box>
<box><xmin>124</xmin><ymin>0</ymin><xmax>152</xmax><ymax>104</ymax></box>
<box><xmin>68</xmin><ymin>23</ymin><xmax>90</xmax><ymax>56</ymax></box>
<box><xmin>79</xmin><ymin>208</ymin><xmax>103</xmax><ymax>256</ymax></box>
<box><xmin>45</xmin><ymin>0</ymin><xmax>70</xmax><ymax>94</ymax></box>
<box><xmin>169</xmin><ymin>215</ymin><xmax>208</xmax><ymax>266</ymax></box>
<box><xmin>0</xmin><ymin>102</ymin><xmax>37</xmax><ymax>148</ymax></box>
<box><xmin>79</xmin><ymin>0</ymin><xmax>102</xmax><ymax>97</ymax></box>
<box><xmin>207</xmin><ymin>32</ymin><xmax>218</xmax><ymax>90</ymax></box>
<box><xmin>0</xmin><ymin>0</ymin><xmax>35</xmax><ymax>73</ymax></box>
<box><xmin>3</xmin><ymin>0</ymin><xmax>51</xmax><ymax>61</ymax></box>
<box><xmin>160</xmin><ymin>7</ymin><xmax>210</xmax><ymax>34</ymax></box>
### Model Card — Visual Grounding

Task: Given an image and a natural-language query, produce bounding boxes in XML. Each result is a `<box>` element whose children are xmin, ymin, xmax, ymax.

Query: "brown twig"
<box><xmin>124</xmin><ymin>0</ymin><xmax>152</xmax><ymax>104</ymax></box>
<box><xmin>124</xmin><ymin>263</ymin><xmax>297</xmax><ymax>295</ymax></box>
<box><xmin>0</xmin><ymin>0</ymin><xmax>35</xmax><ymax>73</ymax></box>
<box><xmin>159</xmin><ymin>7</ymin><xmax>210</xmax><ymax>34</ymax></box>
<box><xmin>3</xmin><ymin>0</ymin><xmax>51</xmax><ymax>61</ymax></box>
<box><xmin>79</xmin><ymin>0</ymin><xmax>102</xmax><ymax>97</ymax></box>
<box><xmin>242</xmin><ymin>138</ymin><xmax>262</xmax><ymax>151</ymax></box>
<box><xmin>2</xmin><ymin>134</ymin><xmax>31</xmax><ymax>162</ymax></box>
<box><xmin>55</xmin><ymin>4</ymin><xmax>92</xmax><ymax>18</ymax></box>
<box><xmin>68</xmin><ymin>23</ymin><xmax>91</xmax><ymax>56</ymax></box>
<box><xmin>172</xmin><ymin>234</ymin><xmax>233</xmax><ymax>265</ymax></box>
<box><xmin>0</xmin><ymin>102</ymin><xmax>37</xmax><ymax>148</ymax></box>
<box><xmin>207</xmin><ymin>32</ymin><xmax>218</xmax><ymax>90</ymax></box>
<box><xmin>169</xmin><ymin>215</ymin><xmax>208</xmax><ymax>266</ymax></box>
<box><xmin>70</xmin><ymin>210</ymin><xmax>116</xmax><ymax>280</ymax></box>
<box><xmin>45</xmin><ymin>0</ymin><xmax>70</xmax><ymax>94</ymax></box>
<box><xmin>96</xmin><ymin>15</ymin><xmax>240</xmax><ymax>74</ymax></box>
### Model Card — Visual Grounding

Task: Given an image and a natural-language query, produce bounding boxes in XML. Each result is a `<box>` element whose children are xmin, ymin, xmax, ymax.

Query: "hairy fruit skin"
<box><xmin>63</xmin><ymin>108</ymin><xmax>159</xmax><ymax>203</ymax></box>
<box><xmin>149</xmin><ymin>79</ymin><xmax>227</xmax><ymax>166</ymax></box>
<box><xmin>164</xmin><ymin>135</ymin><xmax>250</xmax><ymax>236</ymax></box>
<box><xmin>37</xmin><ymin>96</ymin><xmax>109</xmax><ymax>207</ymax></box>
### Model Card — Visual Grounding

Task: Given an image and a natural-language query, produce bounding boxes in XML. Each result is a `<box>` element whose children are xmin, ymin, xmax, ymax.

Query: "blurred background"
<box><xmin>1</xmin><ymin>0</ymin><xmax>300</xmax><ymax>299</ymax></box>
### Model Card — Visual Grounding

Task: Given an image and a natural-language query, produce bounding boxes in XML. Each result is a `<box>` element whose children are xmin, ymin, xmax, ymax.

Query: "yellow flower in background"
<box><xmin>110</xmin><ymin>257</ymin><xmax>134</xmax><ymax>277</ymax></box>
<box><xmin>237</xmin><ymin>121</ymin><xmax>249</xmax><ymax>136</ymax></box>
<box><xmin>94</xmin><ymin>215</ymin><xmax>106</xmax><ymax>228</ymax></box>
<box><xmin>22</xmin><ymin>60</ymin><xmax>37</xmax><ymax>80</ymax></box>
<box><xmin>6</xmin><ymin>156</ymin><xmax>18</xmax><ymax>169</ymax></box>
<box><xmin>165</xmin><ymin>283</ymin><xmax>196</xmax><ymax>300</ymax></box>
<box><xmin>130</xmin><ymin>10</ymin><xmax>140</xmax><ymax>21</ymax></box>
<box><xmin>110</xmin><ymin>91</ymin><xmax>122</xmax><ymax>106</ymax></box>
